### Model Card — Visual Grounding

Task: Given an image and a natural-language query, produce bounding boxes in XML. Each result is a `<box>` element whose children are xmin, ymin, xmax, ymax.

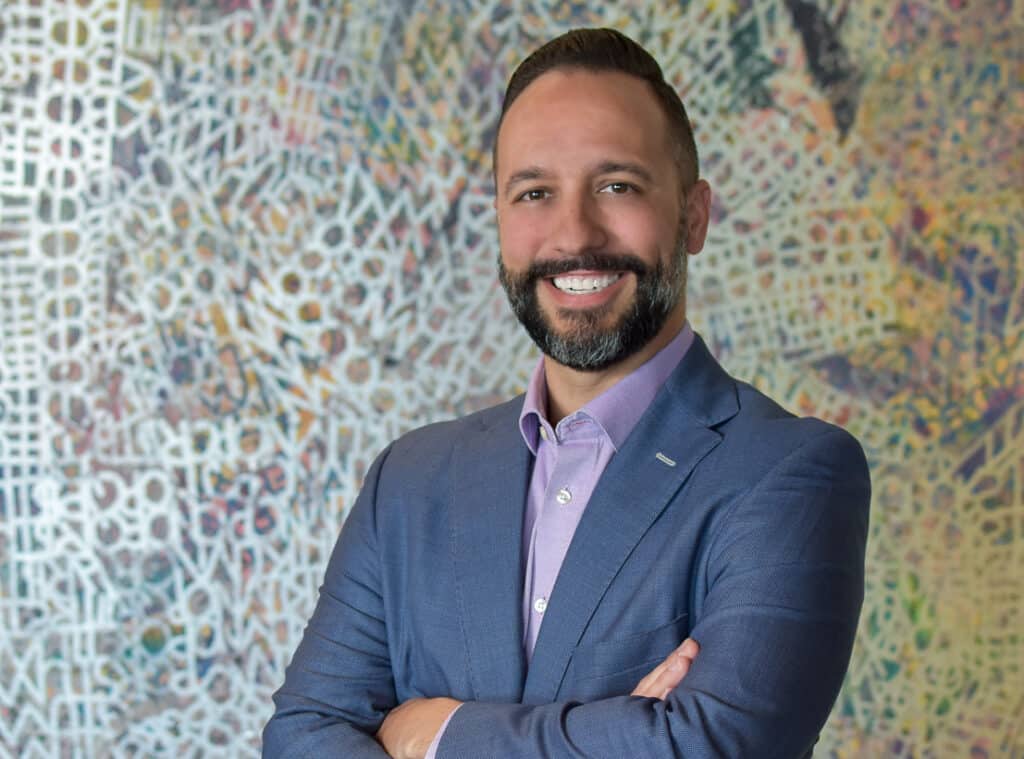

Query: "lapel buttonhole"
<box><xmin>655</xmin><ymin>452</ymin><xmax>677</xmax><ymax>467</ymax></box>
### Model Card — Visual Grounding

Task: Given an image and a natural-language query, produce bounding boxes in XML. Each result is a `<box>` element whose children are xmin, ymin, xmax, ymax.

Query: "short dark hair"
<box><xmin>494</xmin><ymin>28</ymin><xmax>699</xmax><ymax>187</ymax></box>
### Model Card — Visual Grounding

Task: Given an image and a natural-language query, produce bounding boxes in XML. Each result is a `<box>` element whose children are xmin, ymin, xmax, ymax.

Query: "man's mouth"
<box><xmin>550</xmin><ymin>272</ymin><xmax>623</xmax><ymax>294</ymax></box>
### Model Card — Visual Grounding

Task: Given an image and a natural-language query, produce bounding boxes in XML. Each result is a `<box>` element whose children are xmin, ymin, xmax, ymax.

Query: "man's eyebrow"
<box><xmin>595</xmin><ymin>161</ymin><xmax>654</xmax><ymax>182</ymax></box>
<box><xmin>503</xmin><ymin>167</ymin><xmax>548</xmax><ymax>195</ymax></box>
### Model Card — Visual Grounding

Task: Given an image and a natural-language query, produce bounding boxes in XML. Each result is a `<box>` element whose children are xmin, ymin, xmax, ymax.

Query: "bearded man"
<box><xmin>264</xmin><ymin>27</ymin><xmax>870</xmax><ymax>759</ymax></box>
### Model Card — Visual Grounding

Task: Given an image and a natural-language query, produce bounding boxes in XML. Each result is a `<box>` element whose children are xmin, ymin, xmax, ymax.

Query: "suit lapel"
<box><xmin>450</xmin><ymin>399</ymin><xmax>530</xmax><ymax>702</ymax></box>
<box><xmin>522</xmin><ymin>337</ymin><xmax>739</xmax><ymax>704</ymax></box>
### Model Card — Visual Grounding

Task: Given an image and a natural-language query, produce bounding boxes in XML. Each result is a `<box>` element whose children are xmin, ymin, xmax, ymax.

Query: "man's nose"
<box><xmin>551</xmin><ymin>193</ymin><xmax>608</xmax><ymax>255</ymax></box>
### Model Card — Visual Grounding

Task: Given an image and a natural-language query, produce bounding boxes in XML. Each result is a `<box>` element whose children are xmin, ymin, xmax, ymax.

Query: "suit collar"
<box><xmin>523</xmin><ymin>334</ymin><xmax>738</xmax><ymax>702</ymax></box>
<box><xmin>662</xmin><ymin>333</ymin><xmax>739</xmax><ymax>429</ymax></box>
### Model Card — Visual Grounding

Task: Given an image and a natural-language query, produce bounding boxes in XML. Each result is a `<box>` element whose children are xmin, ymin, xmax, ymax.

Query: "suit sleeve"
<box><xmin>262</xmin><ymin>446</ymin><xmax>395</xmax><ymax>758</ymax></box>
<box><xmin>438</xmin><ymin>426</ymin><xmax>871</xmax><ymax>759</ymax></box>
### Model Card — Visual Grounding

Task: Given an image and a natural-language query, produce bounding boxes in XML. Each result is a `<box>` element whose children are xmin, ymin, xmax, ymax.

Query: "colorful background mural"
<box><xmin>1</xmin><ymin>0</ymin><xmax>1021</xmax><ymax>756</ymax></box>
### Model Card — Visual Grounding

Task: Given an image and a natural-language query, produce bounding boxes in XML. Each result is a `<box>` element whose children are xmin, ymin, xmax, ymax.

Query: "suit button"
<box><xmin>533</xmin><ymin>597</ymin><xmax>548</xmax><ymax>613</ymax></box>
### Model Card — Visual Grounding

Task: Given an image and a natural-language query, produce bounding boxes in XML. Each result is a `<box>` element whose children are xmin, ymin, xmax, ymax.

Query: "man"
<box><xmin>264</xmin><ymin>28</ymin><xmax>870</xmax><ymax>758</ymax></box>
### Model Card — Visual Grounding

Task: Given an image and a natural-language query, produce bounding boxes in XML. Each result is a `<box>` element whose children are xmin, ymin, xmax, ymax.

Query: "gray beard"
<box><xmin>499</xmin><ymin>249</ymin><xmax>686</xmax><ymax>372</ymax></box>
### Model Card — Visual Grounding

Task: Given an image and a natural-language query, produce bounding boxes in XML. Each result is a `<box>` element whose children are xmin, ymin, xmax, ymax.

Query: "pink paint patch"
<box><xmin>911</xmin><ymin>205</ymin><xmax>931</xmax><ymax>232</ymax></box>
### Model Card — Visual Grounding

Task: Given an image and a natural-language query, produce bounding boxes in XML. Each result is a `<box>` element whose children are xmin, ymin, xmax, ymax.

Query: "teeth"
<box><xmin>552</xmin><ymin>273</ymin><xmax>621</xmax><ymax>294</ymax></box>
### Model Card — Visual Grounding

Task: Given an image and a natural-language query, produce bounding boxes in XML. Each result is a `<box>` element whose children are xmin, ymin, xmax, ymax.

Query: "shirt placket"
<box><xmin>525</xmin><ymin>419</ymin><xmax>603</xmax><ymax>654</ymax></box>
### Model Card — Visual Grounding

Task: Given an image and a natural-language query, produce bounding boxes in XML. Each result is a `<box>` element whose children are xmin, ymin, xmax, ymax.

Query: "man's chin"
<box><xmin>545</xmin><ymin>298</ymin><xmax>624</xmax><ymax>329</ymax></box>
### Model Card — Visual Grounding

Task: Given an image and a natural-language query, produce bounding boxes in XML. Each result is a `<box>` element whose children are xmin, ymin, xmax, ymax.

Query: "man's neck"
<box><xmin>543</xmin><ymin>312</ymin><xmax>687</xmax><ymax>424</ymax></box>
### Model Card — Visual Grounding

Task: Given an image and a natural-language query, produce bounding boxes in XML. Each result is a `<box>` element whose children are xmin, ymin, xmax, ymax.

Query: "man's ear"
<box><xmin>683</xmin><ymin>179</ymin><xmax>712</xmax><ymax>255</ymax></box>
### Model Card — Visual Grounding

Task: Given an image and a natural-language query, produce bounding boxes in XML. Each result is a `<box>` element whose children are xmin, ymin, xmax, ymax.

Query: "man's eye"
<box><xmin>517</xmin><ymin>189</ymin><xmax>549</xmax><ymax>202</ymax></box>
<box><xmin>600</xmin><ymin>182</ymin><xmax>633</xmax><ymax>194</ymax></box>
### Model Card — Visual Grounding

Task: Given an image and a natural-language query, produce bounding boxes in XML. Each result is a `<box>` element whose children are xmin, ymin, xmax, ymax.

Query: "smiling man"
<box><xmin>264</xmin><ymin>28</ymin><xmax>870</xmax><ymax>759</ymax></box>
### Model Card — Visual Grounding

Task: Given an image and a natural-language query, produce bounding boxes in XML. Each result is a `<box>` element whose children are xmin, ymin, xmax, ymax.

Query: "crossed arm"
<box><xmin>377</xmin><ymin>639</ymin><xmax>701</xmax><ymax>758</ymax></box>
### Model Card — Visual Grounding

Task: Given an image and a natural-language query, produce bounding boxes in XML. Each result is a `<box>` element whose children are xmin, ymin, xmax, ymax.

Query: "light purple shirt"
<box><xmin>425</xmin><ymin>323</ymin><xmax>694</xmax><ymax>757</ymax></box>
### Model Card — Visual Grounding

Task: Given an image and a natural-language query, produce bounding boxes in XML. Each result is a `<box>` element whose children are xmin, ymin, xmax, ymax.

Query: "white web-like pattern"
<box><xmin>1</xmin><ymin>1</ymin><xmax>1021</xmax><ymax>756</ymax></box>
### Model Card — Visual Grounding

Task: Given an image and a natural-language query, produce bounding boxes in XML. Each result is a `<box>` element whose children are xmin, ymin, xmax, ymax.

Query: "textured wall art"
<box><xmin>1</xmin><ymin>0</ymin><xmax>1021</xmax><ymax>756</ymax></box>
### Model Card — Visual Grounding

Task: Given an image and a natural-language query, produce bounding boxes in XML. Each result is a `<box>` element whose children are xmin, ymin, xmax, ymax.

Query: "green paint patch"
<box><xmin>142</xmin><ymin>626</ymin><xmax>166</xmax><ymax>654</ymax></box>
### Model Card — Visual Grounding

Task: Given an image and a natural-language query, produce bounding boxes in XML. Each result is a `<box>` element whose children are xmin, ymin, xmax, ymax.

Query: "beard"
<box><xmin>499</xmin><ymin>245</ymin><xmax>687</xmax><ymax>372</ymax></box>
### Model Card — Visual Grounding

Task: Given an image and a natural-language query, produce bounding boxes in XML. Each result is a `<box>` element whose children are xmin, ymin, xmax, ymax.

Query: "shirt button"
<box><xmin>533</xmin><ymin>597</ymin><xmax>548</xmax><ymax>613</ymax></box>
<box><xmin>556</xmin><ymin>487</ymin><xmax>572</xmax><ymax>505</ymax></box>
<box><xmin>539</xmin><ymin>427</ymin><xmax>549</xmax><ymax>441</ymax></box>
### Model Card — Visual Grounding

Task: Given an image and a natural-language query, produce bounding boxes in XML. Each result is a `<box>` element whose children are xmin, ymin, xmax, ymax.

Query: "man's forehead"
<box><xmin>494</xmin><ymin>68</ymin><xmax>671</xmax><ymax>174</ymax></box>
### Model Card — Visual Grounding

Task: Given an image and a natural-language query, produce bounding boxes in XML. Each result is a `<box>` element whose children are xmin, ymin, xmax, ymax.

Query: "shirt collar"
<box><xmin>518</xmin><ymin>322</ymin><xmax>695</xmax><ymax>454</ymax></box>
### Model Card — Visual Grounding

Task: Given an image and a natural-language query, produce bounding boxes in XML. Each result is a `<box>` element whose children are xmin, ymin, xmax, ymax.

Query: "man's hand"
<box><xmin>376</xmin><ymin>697</ymin><xmax>461</xmax><ymax>759</ymax></box>
<box><xmin>631</xmin><ymin>638</ymin><xmax>700</xmax><ymax>700</ymax></box>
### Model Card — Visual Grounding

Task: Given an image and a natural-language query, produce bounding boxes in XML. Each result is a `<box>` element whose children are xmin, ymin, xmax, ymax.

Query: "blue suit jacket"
<box><xmin>264</xmin><ymin>335</ymin><xmax>870</xmax><ymax>758</ymax></box>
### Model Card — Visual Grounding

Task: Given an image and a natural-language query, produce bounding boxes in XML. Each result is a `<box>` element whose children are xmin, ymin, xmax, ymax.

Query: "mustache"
<box><xmin>522</xmin><ymin>251</ymin><xmax>649</xmax><ymax>280</ymax></box>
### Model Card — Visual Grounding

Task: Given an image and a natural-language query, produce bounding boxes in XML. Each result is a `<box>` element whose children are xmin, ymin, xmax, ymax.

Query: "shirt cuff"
<box><xmin>423</xmin><ymin>704</ymin><xmax>461</xmax><ymax>759</ymax></box>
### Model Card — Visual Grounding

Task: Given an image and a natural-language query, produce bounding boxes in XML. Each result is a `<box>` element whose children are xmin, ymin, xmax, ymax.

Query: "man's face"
<box><xmin>494</xmin><ymin>68</ymin><xmax>698</xmax><ymax>372</ymax></box>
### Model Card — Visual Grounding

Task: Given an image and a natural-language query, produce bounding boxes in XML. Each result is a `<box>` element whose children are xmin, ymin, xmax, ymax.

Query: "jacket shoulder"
<box><xmin>375</xmin><ymin>395</ymin><xmax>523</xmax><ymax>482</ymax></box>
<box><xmin>391</xmin><ymin>395</ymin><xmax>522</xmax><ymax>451</ymax></box>
<box><xmin>713</xmin><ymin>378</ymin><xmax>868</xmax><ymax>483</ymax></box>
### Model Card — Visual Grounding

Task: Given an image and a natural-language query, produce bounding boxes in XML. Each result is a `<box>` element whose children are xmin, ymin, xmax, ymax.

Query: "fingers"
<box><xmin>630</xmin><ymin>638</ymin><xmax>700</xmax><ymax>700</ymax></box>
